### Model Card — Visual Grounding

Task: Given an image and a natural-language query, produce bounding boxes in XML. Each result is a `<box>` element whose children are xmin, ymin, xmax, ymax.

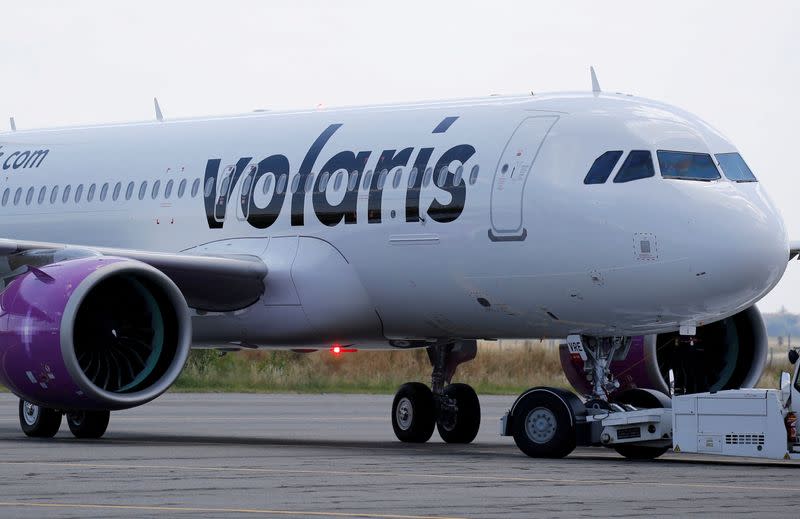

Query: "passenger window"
<box><xmin>164</xmin><ymin>179</ymin><xmax>174</xmax><ymax>199</ymax></box>
<box><xmin>469</xmin><ymin>165</ymin><xmax>480</xmax><ymax>185</ymax></box>
<box><xmin>261</xmin><ymin>174</ymin><xmax>273</xmax><ymax>195</ymax></box>
<box><xmin>191</xmin><ymin>178</ymin><xmax>200</xmax><ymax>198</ymax></box>
<box><xmin>333</xmin><ymin>170</ymin><xmax>344</xmax><ymax>191</ymax></box>
<box><xmin>100</xmin><ymin>183</ymin><xmax>108</xmax><ymax>201</ymax></box>
<box><xmin>362</xmin><ymin>170</ymin><xmax>373</xmax><ymax>190</ymax></box>
<box><xmin>290</xmin><ymin>175</ymin><xmax>301</xmax><ymax>193</ymax></box>
<box><xmin>87</xmin><ymin>183</ymin><xmax>96</xmax><ymax>202</ymax></box>
<box><xmin>658</xmin><ymin>150</ymin><xmax>720</xmax><ymax>181</ymax></box>
<box><xmin>1</xmin><ymin>188</ymin><xmax>8</xmax><ymax>206</ymax></box>
<box><xmin>138</xmin><ymin>181</ymin><xmax>148</xmax><ymax>200</ymax></box>
<box><xmin>151</xmin><ymin>180</ymin><xmax>161</xmax><ymax>199</ymax></box>
<box><xmin>37</xmin><ymin>186</ymin><xmax>46</xmax><ymax>204</ymax></box>
<box><xmin>377</xmin><ymin>169</ymin><xmax>388</xmax><ymax>189</ymax></box>
<box><xmin>423</xmin><ymin>167</ymin><xmax>433</xmax><ymax>187</ymax></box>
<box><xmin>125</xmin><ymin>182</ymin><xmax>134</xmax><ymax>200</ymax></box>
<box><xmin>408</xmin><ymin>167</ymin><xmax>418</xmax><ymax>188</ymax></box>
<box><xmin>203</xmin><ymin>177</ymin><xmax>214</xmax><ymax>198</ymax></box>
<box><xmin>453</xmin><ymin>166</ymin><xmax>464</xmax><ymax>185</ymax></box>
<box><xmin>348</xmin><ymin>170</ymin><xmax>358</xmax><ymax>191</ymax></box>
<box><xmin>50</xmin><ymin>186</ymin><xmax>59</xmax><ymax>204</ymax></box>
<box><xmin>13</xmin><ymin>188</ymin><xmax>21</xmax><ymax>206</ymax></box>
<box><xmin>112</xmin><ymin>182</ymin><xmax>121</xmax><ymax>201</ymax></box>
<box><xmin>715</xmin><ymin>152</ymin><xmax>757</xmax><ymax>182</ymax></box>
<box><xmin>392</xmin><ymin>168</ymin><xmax>402</xmax><ymax>189</ymax></box>
<box><xmin>584</xmin><ymin>151</ymin><xmax>623</xmax><ymax>184</ymax></box>
<box><xmin>304</xmin><ymin>173</ymin><xmax>315</xmax><ymax>193</ymax></box>
<box><xmin>177</xmin><ymin>179</ymin><xmax>186</xmax><ymax>198</ymax></box>
<box><xmin>239</xmin><ymin>176</ymin><xmax>250</xmax><ymax>197</ymax></box>
<box><xmin>436</xmin><ymin>167</ymin><xmax>448</xmax><ymax>187</ymax></box>
<box><xmin>75</xmin><ymin>184</ymin><xmax>83</xmax><ymax>203</ymax></box>
<box><xmin>275</xmin><ymin>175</ymin><xmax>286</xmax><ymax>194</ymax></box>
<box><xmin>62</xmin><ymin>185</ymin><xmax>71</xmax><ymax>203</ymax></box>
<box><xmin>25</xmin><ymin>187</ymin><xmax>34</xmax><ymax>205</ymax></box>
<box><xmin>613</xmin><ymin>151</ymin><xmax>655</xmax><ymax>183</ymax></box>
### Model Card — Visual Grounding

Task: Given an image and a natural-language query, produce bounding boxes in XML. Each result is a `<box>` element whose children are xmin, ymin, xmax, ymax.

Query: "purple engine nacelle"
<box><xmin>0</xmin><ymin>256</ymin><xmax>191</xmax><ymax>411</ymax></box>
<box><xmin>560</xmin><ymin>306</ymin><xmax>769</xmax><ymax>397</ymax></box>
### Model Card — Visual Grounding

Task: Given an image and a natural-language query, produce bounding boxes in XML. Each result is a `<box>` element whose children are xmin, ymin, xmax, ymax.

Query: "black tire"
<box><xmin>66</xmin><ymin>410</ymin><xmax>110</xmax><ymax>439</ymax></box>
<box><xmin>19</xmin><ymin>399</ymin><xmax>61</xmax><ymax>438</ymax></box>
<box><xmin>392</xmin><ymin>382</ymin><xmax>436</xmax><ymax>443</ymax></box>
<box><xmin>437</xmin><ymin>383</ymin><xmax>481</xmax><ymax>444</ymax></box>
<box><xmin>511</xmin><ymin>389</ymin><xmax>577</xmax><ymax>458</ymax></box>
<box><xmin>612</xmin><ymin>388</ymin><xmax>670</xmax><ymax>460</ymax></box>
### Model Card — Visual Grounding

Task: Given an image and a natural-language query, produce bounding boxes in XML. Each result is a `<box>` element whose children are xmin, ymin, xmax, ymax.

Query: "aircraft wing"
<box><xmin>791</xmin><ymin>240</ymin><xmax>800</xmax><ymax>260</ymax></box>
<box><xmin>0</xmin><ymin>238</ymin><xmax>267</xmax><ymax>312</ymax></box>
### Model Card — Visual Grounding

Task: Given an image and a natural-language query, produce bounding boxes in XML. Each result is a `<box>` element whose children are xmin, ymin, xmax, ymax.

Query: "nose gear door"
<box><xmin>489</xmin><ymin>116</ymin><xmax>558</xmax><ymax>241</ymax></box>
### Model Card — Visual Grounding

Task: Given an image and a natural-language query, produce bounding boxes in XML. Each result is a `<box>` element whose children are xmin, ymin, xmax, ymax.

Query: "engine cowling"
<box><xmin>0</xmin><ymin>256</ymin><xmax>191</xmax><ymax>410</ymax></box>
<box><xmin>560</xmin><ymin>306</ymin><xmax>768</xmax><ymax>396</ymax></box>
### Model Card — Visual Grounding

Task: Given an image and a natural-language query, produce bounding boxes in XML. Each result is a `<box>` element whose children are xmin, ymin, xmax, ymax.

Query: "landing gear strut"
<box><xmin>391</xmin><ymin>341</ymin><xmax>481</xmax><ymax>444</ymax></box>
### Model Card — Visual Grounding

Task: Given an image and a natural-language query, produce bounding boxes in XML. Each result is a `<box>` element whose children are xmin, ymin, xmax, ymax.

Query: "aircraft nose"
<box><xmin>697</xmin><ymin>184</ymin><xmax>788</xmax><ymax>309</ymax></box>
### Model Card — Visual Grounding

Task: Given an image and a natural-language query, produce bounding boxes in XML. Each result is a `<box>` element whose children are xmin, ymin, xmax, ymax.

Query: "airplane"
<box><xmin>0</xmin><ymin>69</ymin><xmax>795</xmax><ymax>460</ymax></box>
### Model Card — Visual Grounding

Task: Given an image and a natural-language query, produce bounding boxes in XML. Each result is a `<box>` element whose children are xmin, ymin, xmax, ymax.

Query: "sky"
<box><xmin>0</xmin><ymin>1</ymin><xmax>798</xmax><ymax>312</ymax></box>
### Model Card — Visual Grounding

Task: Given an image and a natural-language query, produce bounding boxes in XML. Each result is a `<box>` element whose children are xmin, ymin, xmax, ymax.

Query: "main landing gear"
<box><xmin>501</xmin><ymin>336</ymin><xmax>673</xmax><ymax>460</ymax></box>
<box><xmin>19</xmin><ymin>399</ymin><xmax>110</xmax><ymax>439</ymax></box>
<box><xmin>392</xmin><ymin>341</ymin><xmax>481</xmax><ymax>444</ymax></box>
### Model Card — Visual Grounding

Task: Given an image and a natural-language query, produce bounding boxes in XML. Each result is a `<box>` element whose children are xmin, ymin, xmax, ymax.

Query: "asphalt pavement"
<box><xmin>0</xmin><ymin>393</ymin><xmax>797</xmax><ymax>518</ymax></box>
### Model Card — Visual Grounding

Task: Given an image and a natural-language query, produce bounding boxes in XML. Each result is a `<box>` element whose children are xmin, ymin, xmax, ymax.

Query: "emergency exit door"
<box><xmin>489</xmin><ymin>116</ymin><xmax>558</xmax><ymax>241</ymax></box>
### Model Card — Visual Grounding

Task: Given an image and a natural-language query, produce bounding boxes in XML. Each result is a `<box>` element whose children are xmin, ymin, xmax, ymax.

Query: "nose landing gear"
<box><xmin>391</xmin><ymin>341</ymin><xmax>481</xmax><ymax>444</ymax></box>
<box><xmin>502</xmin><ymin>336</ymin><xmax>672</xmax><ymax>460</ymax></box>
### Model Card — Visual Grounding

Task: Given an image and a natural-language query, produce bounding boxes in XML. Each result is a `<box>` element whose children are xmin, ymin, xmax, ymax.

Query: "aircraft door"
<box><xmin>489</xmin><ymin>116</ymin><xmax>558</xmax><ymax>241</ymax></box>
<box><xmin>237</xmin><ymin>164</ymin><xmax>257</xmax><ymax>221</ymax></box>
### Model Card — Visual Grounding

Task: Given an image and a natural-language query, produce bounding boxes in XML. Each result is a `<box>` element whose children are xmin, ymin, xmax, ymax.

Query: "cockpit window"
<box><xmin>584</xmin><ymin>151</ymin><xmax>623</xmax><ymax>184</ymax></box>
<box><xmin>715</xmin><ymin>152</ymin><xmax>757</xmax><ymax>182</ymax></box>
<box><xmin>613</xmin><ymin>150</ymin><xmax>655</xmax><ymax>183</ymax></box>
<box><xmin>658</xmin><ymin>150</ymin><xmax>720</xmax><ymax>181</ymax></box>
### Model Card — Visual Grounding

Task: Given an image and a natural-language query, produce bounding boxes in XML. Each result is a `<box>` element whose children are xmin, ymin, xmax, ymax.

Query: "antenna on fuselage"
<box><xmin>9</xmin><ymin>117</ymin><xmax>16</xmax><ymax>132</ymax></box>
<box><xmin>590</xmin><ymin>66</ymin><xmax>601</xmax><ymax>94</ymax></box>
<box><xmin>154</xmin><ymin>97</ymin><xmax>164</xmax><ymax>122</ymax></box>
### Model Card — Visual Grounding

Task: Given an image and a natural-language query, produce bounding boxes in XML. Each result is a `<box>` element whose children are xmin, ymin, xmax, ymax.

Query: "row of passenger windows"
<box><xmin>216</xmin><ymin>164</ymin><xmax>481</xmax><ymax>198</ymax></box>
<box><xmin>0</xmin><ymin>178</ymin><xmax>202</xmax><ymax>207</ymax></box>
<box><xmin>0</xmin><ymin>163</ymin><xmax>482</xmax><ymax>208</ymax></box>
<box><xmin>583</xmin><ymin>150</ymin><xmax>757</xmax><ymax>185</ymax></box>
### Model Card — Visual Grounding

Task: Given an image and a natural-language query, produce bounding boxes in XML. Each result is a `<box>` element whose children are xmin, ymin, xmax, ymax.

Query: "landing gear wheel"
<box><xmin>392</xmin><ymin>382</ymin><xmax>436</xmax><ymax>443</ymax></box>
<box><xmin>437</xmin><ymin>383</ymin><xmax>481</xmax><ymax>444</ymax></box>
<box><xmin>511</xmin><ymin>389</ymin><xmax>577</xmax><ymax>458</ymax></box>
<box><xmin>66</xmin><ymin>410</ymin><xmax>110</xmax><ymax>439</ymax></box>
<box><xmin>19</xmin><ymin>399</ymin><xmax>61</xmax><ymax>438</ymax></box>
<box><xmin>611</xmin><ymin>388</ymin><xmax>671</xmax><ymax>460</ymax></box>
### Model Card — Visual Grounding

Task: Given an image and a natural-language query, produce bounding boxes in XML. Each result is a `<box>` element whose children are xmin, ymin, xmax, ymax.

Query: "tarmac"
<box><xmin>0</xmin><ymin>392</ymin><xmax>797</xmax><ymax>518</ymax></box>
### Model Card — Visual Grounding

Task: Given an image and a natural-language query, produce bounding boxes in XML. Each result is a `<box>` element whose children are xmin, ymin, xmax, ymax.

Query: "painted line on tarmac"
<box><xmin>0</xmin><ymin>501</ymin><xmax>465</xmax><ymax>519</ymax></box>
<box><xmin>2</xmin><ymin>461</ymin><xmax>798</xmax><ymax>493</ymax></box>
<box><xmin>0</xmin><ymin>416</ymin><xmax>385</xmax><ymax>422</ymax></box>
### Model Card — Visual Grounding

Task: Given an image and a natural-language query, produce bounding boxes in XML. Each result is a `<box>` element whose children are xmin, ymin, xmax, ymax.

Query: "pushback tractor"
<box><xmin>500</xmin><ymin>338</ymin><xmax>800</xmax><ymax>461</ymax></box>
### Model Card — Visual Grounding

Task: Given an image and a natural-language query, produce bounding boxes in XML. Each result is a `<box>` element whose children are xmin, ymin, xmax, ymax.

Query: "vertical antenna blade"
<box><xmin>154</xmin><ymin>97</ymin><xmax>164</xmax><ymax>122</ymax></box>
<box><xmin>9</xmin><ymin>117</ymin><xmax>16</xmax><ymax>131</ymax></box>
<box><xmin>590</xmin><ymin>66</ymin><xmax>601</xmax><ymax>94</ymax></box>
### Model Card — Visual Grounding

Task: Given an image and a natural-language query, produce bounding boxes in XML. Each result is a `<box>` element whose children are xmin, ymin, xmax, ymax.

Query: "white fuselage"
<box><xmin>0</xmin><ymin>93</ymin><xmax>788</xmax><ymax>348</ymax></box>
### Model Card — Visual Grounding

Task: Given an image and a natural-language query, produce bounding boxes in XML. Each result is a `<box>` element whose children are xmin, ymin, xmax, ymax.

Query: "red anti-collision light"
<box><xmin>330</xmin><ymin>344</ymin><xmax>357</xmax><ymax>355</ymax></box>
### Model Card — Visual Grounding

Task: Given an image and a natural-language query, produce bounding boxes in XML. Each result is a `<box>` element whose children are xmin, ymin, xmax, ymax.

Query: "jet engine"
<box><xmin>560</xmin><ymin>306</ymin><xmax>768</xmax><ymax>396</ymax></box>
<box><xmin>0</xmin><ymin>256</ymin><xmax>191</xmax><ymax>410</ymax></box>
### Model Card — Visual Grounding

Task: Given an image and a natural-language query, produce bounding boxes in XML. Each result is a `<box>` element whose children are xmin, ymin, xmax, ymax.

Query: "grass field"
<box><xmin>172</xmin><ymin>340</ymin><xmax>792</xmax><ymax>395</ymax></box>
